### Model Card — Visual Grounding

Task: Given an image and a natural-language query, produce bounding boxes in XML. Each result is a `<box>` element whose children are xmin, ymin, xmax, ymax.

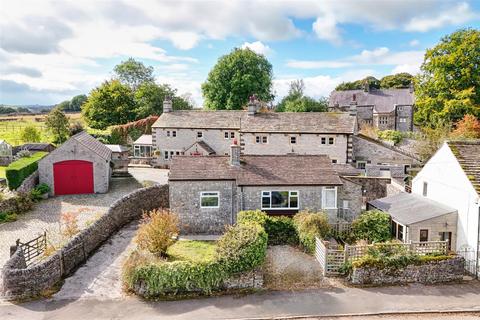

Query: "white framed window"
<box><xmin>224</xmin><ymin>132</ymin><xmax>229</xmax><ymax>139</ymax></box>
<box><xmin>321</xmin><ymin>137</ymin><xmax>326</xmax><ymax>144</ymax></box>
<box><xmin>230</xmin><ymin>132</ymin><xmax>235</xmax><ymax>139</ymax></box>
<box><xmin>356</xmin><ymin>161</ymin><xmax>366</xmax><ymax>170</ymax></box>
<box><xmin>379</xmin><ymin>116</ymin><xmax>388</xmax><ymax>125</ymax></box>
<box><xmin>224</xmin><ymin>131</ymin><xmax>236</xmax><ymax>139</ymax></box>
<box><xmin>134</xmin><ymin>145</ymin><xmax>152</xmax><ymax>158</ymax></box>
<box><xmin>255</xmin><ymin>135</ymin><xmax>268</xmax><ymax>144</ymax></box>
<box><xmin>328</xmin><ymin>137</ymin><xmax>335</xmax><ymax>145</ymax></box>
<box><xmin>172</xmin><ymin>130</ymin><xmax>177</xmax><ymax>137</ymax></box>
<box><xmin>331</xmin><ymin>159</ymin><xmax>337</xmax><ymax>164</ymax></box>
<box><xmin>166</xmin><ymin>130</ymin><xmax>170</xmax><ymax>137</ymax></box>
<box><xmin>163</xmin><ymin>150</ymin><xmax>182</xmax><ymax>161</ymax></box>
<box><xmin>200</xmin><ymin>191</ymin><xmax>219</xmax><ymax>208</ymax></box>
<box><xmin>262</xmin><ymin>136</ymin><xmax>268</xmax><ymax>143</ymax></box>
<box><xmin>322</xmin><ymin>186</ymin><xmax>337</xmax><ymax>209</ymax></box>
<box><xmin>197</xmin><ymin>131</ymin><xmax>203</xmax><ymax>138</ymax></box>
<box><xmin>321</xmin><ymin>136</ymin><xmax>335</xmax><ymax>145</ymax></box>
<box><xmin>290</xmin><ymin>136</ymin><xmax>296</xmax><ymax>144</ymax></box>
<box><xmin>261</xmin><ymin>191</ymin><xmax>299</xmax><ymax>210</ymax></box>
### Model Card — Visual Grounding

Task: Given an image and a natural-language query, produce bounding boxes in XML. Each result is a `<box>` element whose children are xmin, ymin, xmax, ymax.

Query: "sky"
<box><xmin>0</xmin><ymin>0</ymin><xmax>479</xmax><ymax>107</ymax></box>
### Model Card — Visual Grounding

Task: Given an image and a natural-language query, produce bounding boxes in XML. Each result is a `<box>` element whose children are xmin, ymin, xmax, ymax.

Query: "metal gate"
<box><xmin>458</xmin><ymin>247</ymin><xmax>479</xmax><ymax>278</ymax></box>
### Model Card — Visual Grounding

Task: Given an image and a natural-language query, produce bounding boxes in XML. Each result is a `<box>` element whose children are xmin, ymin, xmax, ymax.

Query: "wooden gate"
<box><xmin>14</xmin><ymin>232</ymin><xmax>47</xmax><ymax>266</ymax></box>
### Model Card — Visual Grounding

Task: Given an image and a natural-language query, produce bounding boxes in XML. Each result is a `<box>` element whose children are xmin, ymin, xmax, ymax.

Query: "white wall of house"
<box><xmin>412</xmin><ymin>142</ymin><xmax>480</xmax><ymax>254</ymax></box>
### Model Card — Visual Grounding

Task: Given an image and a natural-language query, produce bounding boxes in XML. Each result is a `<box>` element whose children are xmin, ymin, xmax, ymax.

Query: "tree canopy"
<box><xmin>414</xmin><ymin>28</ymin><xmax>480</xmax><ymax>127</ymax></box>
<box><xmin>114</xmin><ymin>58</ymin><xmax>155</xmax><ymax>90</ymax></box>
<box><xmin>276</xmin><ymin>80</ymin><xmax>327</xmax><ymax>112</ymax></box>
<box><xmin>45</xmin><ymin>107</ymin><xmax>70</xmax><ymax>143</ymax></box>
<box><xmin>202</xmin><ymin>48</ymin><xmax>274</xmax><ymax>110</ymax></box>
<box><xmin>134</xmin><ymin>82</ymin><xmax>191</xmax><ymax>119</ymax></box>
<box><xmin>335</xmin><ymin>76</ymin><xmax>381</xmax><ymax>91</ymax></box>
<box><xmin>379</xmin><ymin>73</ymin><xmax>414</xmax><ymax>89</ymax></box>
<box><xmin>82</xmin><ymin>80</ymin><xmax>136</xmax><ymax>129</ymax></box>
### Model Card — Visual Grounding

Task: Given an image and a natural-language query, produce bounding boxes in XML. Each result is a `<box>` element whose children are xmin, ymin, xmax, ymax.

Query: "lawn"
<box><xmin>0</xmin><ymin>166</ymin><xmax>6</xmax><ymax>179</ymax></box>
<box><xmin>166</xmin><ymin>240</ymin><xmax>217</xmax><ymax>263</ymax></box>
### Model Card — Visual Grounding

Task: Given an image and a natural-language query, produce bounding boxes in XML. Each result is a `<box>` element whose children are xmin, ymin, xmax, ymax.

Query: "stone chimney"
<box><xmin>409</xmin><ymin>81</ymin><xmax>414</xmax><ymax>93</ymax></box>
<box><xmin>230</xmin><ymin>139</ymin><xmax>241</xmax><ymax>166</ymax></box>
<box><xmin>247</xmin><ymin>94</ymin><xmax>258</xmax><ymax>116</ymax></box>
<box><xmin>163</xmin><ymin>95</ymin><xmax>173</xmax><ymax>113</ymax></box>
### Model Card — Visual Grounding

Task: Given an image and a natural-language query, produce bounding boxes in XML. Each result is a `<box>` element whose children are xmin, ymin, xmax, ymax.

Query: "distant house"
<box><xmin>0</xmin><ymin>140</ymin><xmax>13</xmax><ymax>165</ymax></box>
<box><xmin>328</xmin><ymin>86</ymin><xmax>414</xmax><ymax>132</ymax></box>
<box><xmin>152</xmin><ymin>97</ymin><xmax>357</xmax><ymax>167</ymax></box>
<box><xmin>105</xmin><ymin>144</ymin><xmax>130</xmax><ymax>175</ymax></box>
<box><xmin>169</xmin><ymin>143</ymin><xmax>362</xmax><ymax>234</ymax></box>
<box><xmin>39</xmin><ymin>132</ymin><xmax>112</xmax><ymax>195</ymax></box>
<box><xmin>13</xmin><ymin>143</ymin><xmax>56</xmax><ymax>155</ymax></box>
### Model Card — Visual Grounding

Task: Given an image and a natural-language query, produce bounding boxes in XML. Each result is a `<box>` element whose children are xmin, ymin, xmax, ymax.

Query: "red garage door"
<box><xmin>53</xmin><ymin>160</ymin><xmax>94</xmax><ymax>195</ymax></box>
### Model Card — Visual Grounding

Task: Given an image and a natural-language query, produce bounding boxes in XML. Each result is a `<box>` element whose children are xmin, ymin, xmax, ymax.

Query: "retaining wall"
<box><xmin>350</xmin><ymin>256</ymin><xmax>465</xmax><ymax>285</ymax></box>
<box><xmin>16</xmin><ymin>170</ymin><xmax>39</xmax><ymax>193</ymax></box>
<box><xmin>1</xmin><ymin>184</ymin><xmax>169</xmax><ymax>300</ymax></box>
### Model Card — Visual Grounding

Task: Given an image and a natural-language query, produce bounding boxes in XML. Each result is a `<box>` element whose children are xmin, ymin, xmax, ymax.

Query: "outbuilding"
<box><xmin>39</xmin><ymin>131</ymin><xmax>112</xmax><ymax>195</ymax></box>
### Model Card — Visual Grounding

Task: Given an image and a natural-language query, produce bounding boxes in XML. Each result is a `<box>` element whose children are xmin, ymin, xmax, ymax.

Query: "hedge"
<box><xmin>123</xmin><ymin>214</ymin><xmax>268</xmax><ymax>296</ymax></box>
<box><xmin>293</xmin><ymin>210</ymin><xmax>330</xmax><ymax>253</ymax></box>
<box><xmin>6</xmin><ymin>152</ymin><xmax>48</xmax><ymax>190</ymax></box>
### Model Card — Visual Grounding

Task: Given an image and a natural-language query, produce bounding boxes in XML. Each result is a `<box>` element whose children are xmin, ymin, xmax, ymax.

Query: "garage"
<box><xmin>53</xmin><ymin>160</ymin><xmax>94</xmax><ymax>195</ymax></box>
<box><xmin>39</xmin><ymin>131</ymin><xmax>112</xmax><ymax>195</ymax></box>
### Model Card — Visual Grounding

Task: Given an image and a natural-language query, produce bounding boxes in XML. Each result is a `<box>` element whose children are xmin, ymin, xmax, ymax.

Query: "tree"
<box><xmin>134</xmin><ymin>82</ymin><xmax>191</xmax><ymax>118</ymax></box>
<box><xmin>451</xmin><ymin>114</ymin><xmax>480</xmax><ymax>139</ymax></box>
<box><xmin>82</xmin><ymin>80</ymin><xmax>136</xmax><ymax>129</ymax></box>
<box><xmin>114</xmin><ymin>58</ymin><xmax>155</xmax><ymax>90</ymax></box>
<box><xmin>380</xmin><ymin>73</ymin><xmax>413</xmax><ymax>89</ymax></box>
<box><xmin>202</xmin><ymin>48</ymin><xmax>274</xmax><ymax>110</ymax></box>
<box><xmin>415</xmin><ymin>120</ymin><xmax>451</xmax><ymax>161</ymax></box>
<box><xmin>335</xmin><ymin>76</ymin><xmax>381</xmax><ymax>91</ymax></box>
<box><xmin>20</xmin><ymin>125</ymin><xmax>41</xmax><ymax>143</ymax></box>
<box><xmin>56</xmin><ymin>100</ymin><xmax>71</xmax><ymax>111</ymax></box>
<box><xmin>276</xmin><ymin>80</ymin><xmax>327</xmax><ymax>112</ymax></box>
<box><xmin>45</xmin><ymin>107</ymin><xmax>70</xmax><ymax>143</ymax></box>
<box><xmin>68</xmin><ymin>121</ymin><xmax>84</xmax><ymax>136</ymax></box>
<box><xmin>351</xmin><ymin>210</ymin><xmax>391</xmax><ymax>243</ymax></box>
<box><xmin>415</xmin><ymin>29</ymin><xmax>480</xmax><ymax>127</ymax></box>
<box><xmin>69</xmin><ymin>94</ymin><xmax>87</xmax><ymax>111</ymax></box>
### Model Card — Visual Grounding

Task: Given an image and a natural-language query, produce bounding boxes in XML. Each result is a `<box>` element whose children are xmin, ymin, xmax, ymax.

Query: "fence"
<box><xmin>457</xmin><ymin>247</ymin><xmax>479</xmax><ymax>278</ymax></box>
<box><xmin>14</xmin><ymin>232</ymin><xmax>47</xmax><ymax>267</ymax></box>
<box><xmin>315</xmin><ymin>237</ymin><xmax>449</xmax><ymax>276</ymax></box>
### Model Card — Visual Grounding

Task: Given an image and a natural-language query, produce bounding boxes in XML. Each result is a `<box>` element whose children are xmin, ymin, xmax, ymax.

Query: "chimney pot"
<box><xmin>163</xmin><ymin>96</ymin><xmax>173</xmax><ymax>113</ymax></box>
<box><xmin>247</xmin><ymin>94</ymin><xmax>258</xmax><ymax>116</ymax></box>
<box><xmin>230</xmin><ymin>140</ymin><xmax>241</xmax><ymax>166</ymax></box>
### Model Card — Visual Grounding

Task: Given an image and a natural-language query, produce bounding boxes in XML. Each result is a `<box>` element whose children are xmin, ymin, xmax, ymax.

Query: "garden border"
<box><xmin>0</xmin><ymin>184</ymin><xmax>169</xmax><ymax>300</ymax></box>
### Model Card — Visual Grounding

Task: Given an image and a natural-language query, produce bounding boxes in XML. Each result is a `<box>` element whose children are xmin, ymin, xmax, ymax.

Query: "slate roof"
<box><xmin>448</xmin><ymin>140</ymin><xmax>480</xmax><ymax>194</ymax></box>
<box><xmin>369</xmin><ymin>192</ymin><xmax>457</xmax><ymax>225</ymax></box>
<box><xmin>357</xmin><ymin>133</ymin><xmax>422</xmax><ymax>161</ymax></box>
<box><xmin>71</xmin><ymin>131</ymin><xmax>112</xmax><ymax>161</ymax></box>
<box><xmin>13</xmin><ymin>143</ymin><xmax>55</xmax><ymax>155</ymax></box>
<box><xmin>105</xmin><ymin>144</ymin><xmax>129</xmax><ymax>153</ymax></box>
<box><xmin>134</xmin><ymin>134</ymin><xmax>152</xmax><ymax>145</ymax></box>
<box><xmin>329</xmin><ymin>88</ymin><xmax>414</xmax><ymax>113</ymax></box>
<box><xmin>185</xmin><ymin>140</ymin><xmax>216</xmax><ymax>155</ymax></box>
<box><xmin>169</xmin><ymin>154</ymin><xmax>343</xmax><ymax>186</ymax></box>
<box><xmin>152</xmin><ymin>110</ymin><xmax>356</xmax><ymax>134</ymax></box>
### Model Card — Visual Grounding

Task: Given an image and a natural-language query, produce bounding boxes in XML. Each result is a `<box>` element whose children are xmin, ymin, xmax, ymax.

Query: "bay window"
<box><xmin>261</xmin><ymin>191</ymin><xmax>299</xmax><ymax>209</ymax></box>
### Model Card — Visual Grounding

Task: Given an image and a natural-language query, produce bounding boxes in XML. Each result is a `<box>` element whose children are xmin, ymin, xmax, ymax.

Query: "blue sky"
<box><xmin>0</xmin><ymin>0</ymin><xmax>479</xmax><ymax>106</ymax></box>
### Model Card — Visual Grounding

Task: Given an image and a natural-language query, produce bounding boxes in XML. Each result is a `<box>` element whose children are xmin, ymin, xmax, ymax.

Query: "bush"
<box><xmin>264</xmin><ymin>216</ymin><xmax>298</xmax><ymax>245</ymax></box>
<box><xmin>136</xmin><ymin>209</ymin><xmax>179</xmax><ymax>256</ymax></box>
<box><xmin>293</xmin><ymin>210</ymin><xmax>330</xmax><ymax>253</ymax></box>
<box><xmin>351</xmin><ymin>210</ymin><xmax>391</xmax><ymax>243</ymax></box>
<box><xmin>378</xmin><ymin>130</ymin><xmax>403</xmax><ymax>144</ymax></box>
<box><xmin>20</xmin><ymin>125</ymin><xmax>41</xmax><ymax>143</ymax></box>
<box><xmin>0</xmin><ymin>211</ymin><xmax>17</xmax><ymax>223</ymax></box>
<box><xmin>14</xmin><ymin>192</ymin><xmax>34</xmax><ymax>212</ymax></box>
<box><xmin>30</xmin><ymin>183</ymin><xmax>51</xmax><ymax>201</ymax></box>
<box><xmin>237</xmin><ymin>210</ymin><xmax>267</xmax><ymax>227</ymax></box>
<box><xmin>61</xmin><ymin>211</ymin><xmax>79</xmax><ymax>238</ymax></box>
<box><xmin>6</xmin><ymin>152</ymin><xmax>48</xmax><ymax>190</ymax></box>
<box><xmin>35</xmin><ymin>183</ymin><xmax>51</xmax><ymax>194</ymax></box>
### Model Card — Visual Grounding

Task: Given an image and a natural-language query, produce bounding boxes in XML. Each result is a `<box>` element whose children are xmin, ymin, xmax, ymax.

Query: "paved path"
<box><xmin>1</xmin><ymin>281</ymin><xmax>479</xmax><ymax>320</ymax></box>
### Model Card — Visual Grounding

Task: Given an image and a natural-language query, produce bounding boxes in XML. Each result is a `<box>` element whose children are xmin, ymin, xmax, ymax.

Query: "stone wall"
<box><xmin>342</xmin><ymin>176</ymin><xmax>390</xmax><ymax>205</ymax></box>
<box><xmin>350</xmin><ymin>256</ymin><xmax>464</xmax><ymax>285</ymax></box>
<box><xmin>1</xmin><ymin>184</ymin><xmax>169</xmax><ymax>301</ymax></box>
<box><xmin>16</xmin><ymin>170</ymin><xmax>39</xmax><ymax>193</ymax></box>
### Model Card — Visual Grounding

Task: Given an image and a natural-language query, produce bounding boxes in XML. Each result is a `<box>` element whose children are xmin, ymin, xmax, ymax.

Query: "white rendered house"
<box><xmin>412</xmin><ymin>140</ymin><xmax>479</xmax><ymax>276</ymax></box>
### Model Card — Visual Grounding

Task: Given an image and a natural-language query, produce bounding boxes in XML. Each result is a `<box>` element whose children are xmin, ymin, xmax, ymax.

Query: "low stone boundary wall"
<box><xmin>16</xmin><ymin>170</ymin><xmax>39</xmax><ymax>193</ymax></box>
<box><xmin>1</xmin><ymin>184</ymin><xmax>169</xmax><ymax>300</ymax></box>
<box><xmin>350</xmin><ymin>256</ymin><xmax>465</xmax><ymax>285</ymax></box>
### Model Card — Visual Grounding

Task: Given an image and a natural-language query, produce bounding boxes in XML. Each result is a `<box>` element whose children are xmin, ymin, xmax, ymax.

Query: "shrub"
<box><xmin>264</xmin><ymin>216</ymin><xmax>298</xmax><ymax>245</ymax></box>
<box><xmin>0</xmin><ymin>211</ymin><xmax>17</xmax><ymax>223</ymax></box>
<box><xmin>6</xmin><ymin>152</ymin><xmax>48</xmax><ymax>190</ymax></box>
<box><xmin>20</xmin><ymin>125</ymin><xmax>41</xmax><ymax>143</ymax></box>
<box><xmin>351</xmin><ymin>210</ymin><xmax>391</xmax><ymax>243</ymax></box>
<box><xmin>61</xmin><ymin>211</ymin><xmax>79</xmax><ymax>238</ymax></box>
<box><xmin>14</xmin><ymin>192</ymin><xmax>34</xmax><ymax>212</ymax></box>
<box><xmin>35</xmin><ymin>183</ymin><xmax>51</xmax><ymax>194</ymax></box>
<box><xmin>30</xmin><ymin>183</ymin><xmax>51</xmax><ymax>201</ymax></box>
<box><xmin>378</xmin><ymin>130</ymin><xmax>403</xmax><ymax>144</ymax></box>
<box><xmin>136</xmin><ymin>209</ymin><xmax>179</xmax><ymax>256</ymax></box>
<box><xmin>237</xmin><ymin>210</ymin><xmax>267</xmax><ymax>227</ymax></box>
<box><xmin>293</xmin><ymin>210</ymin><xmax>330</xmax><ymax>253</ymax></box>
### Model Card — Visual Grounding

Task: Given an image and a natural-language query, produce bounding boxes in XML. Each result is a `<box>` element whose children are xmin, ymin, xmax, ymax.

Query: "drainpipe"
<box><xmin>477</xmin><ymin>206</ymin><xmax>480</xmax><ymax>279</ymax></box>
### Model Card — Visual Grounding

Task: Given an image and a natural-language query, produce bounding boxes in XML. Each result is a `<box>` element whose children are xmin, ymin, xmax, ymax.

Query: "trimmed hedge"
<box><xmin>124</xmin><ymin>213</ymin><xmax>268</xmax><ymax>296</ymax></box>
<box><xmin>6</xmin><ymin>152</ymin><xmax>47</xmax><ymax>190</ymax></box>
<box><xmin>293</xmin><ymin>210</ymin><xmax>330</xmax><ymax>253</ymax></box>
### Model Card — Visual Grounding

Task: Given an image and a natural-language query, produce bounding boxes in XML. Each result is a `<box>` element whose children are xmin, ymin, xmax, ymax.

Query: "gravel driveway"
<box><xmin>0</xmin><ymin>168</ymin><xmax>169</xmax><ymax>268</ymax></box>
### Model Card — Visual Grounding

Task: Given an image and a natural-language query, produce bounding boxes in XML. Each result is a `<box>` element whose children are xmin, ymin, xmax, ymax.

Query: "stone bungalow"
<box><xmin>169</xmin><ymin>143</ymin><xmax>362</xmax><ymax>234</ymax></box>
<box><xmin>152</xmin><ymin>97</ymin><xmax>357</xmax><ymax>167</ymax></box>
<box><xmin>328</xmin><ymin>85</ymin><xmax>414</xmax><ymax>132</ymax></box>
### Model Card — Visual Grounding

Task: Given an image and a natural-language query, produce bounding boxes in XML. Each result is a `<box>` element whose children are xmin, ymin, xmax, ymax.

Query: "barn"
<box><xmin>39</xmin><ymin>131</ymin><xmax>112</xmax><ymax>195</ymax></box>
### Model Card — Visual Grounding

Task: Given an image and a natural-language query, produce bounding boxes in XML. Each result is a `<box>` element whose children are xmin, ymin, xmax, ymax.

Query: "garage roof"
<box><xmin>368</xmin><ymin>192</ymin><xmax>457</xmax><ymax>225</ymax></box>
<box><xmin>71</xmin><ymin>131</ymin><xmax>112</xmax><ymax>161</ymax></box>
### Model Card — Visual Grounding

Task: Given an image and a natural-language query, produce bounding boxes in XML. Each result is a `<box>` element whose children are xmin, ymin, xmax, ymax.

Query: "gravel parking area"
<box><xmin>263</xmin><ymin>245</ymin><xmax>331</xmax><ymax>290</ymax></box>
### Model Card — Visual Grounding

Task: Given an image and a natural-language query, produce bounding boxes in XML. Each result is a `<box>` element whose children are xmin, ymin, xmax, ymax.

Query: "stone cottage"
<box><xmin>328</xmin><ymin>86</ymin><xmax>414</xmax><ymax>132</ymax></box>
<box><xmin>169</xmin><ymin>143</ymin><xmax>362</xmax><ymax>234</ymax></box>
<box><xmin>151</xmin><ymin>97</ymin><xmax>357</xmax><ymax>167</ymax></box>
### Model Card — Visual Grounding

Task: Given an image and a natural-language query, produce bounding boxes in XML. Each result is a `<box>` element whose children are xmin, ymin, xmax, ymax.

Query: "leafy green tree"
<box><xmin>335</xmin><ymin>76</ymin><xmax>381</xmax><ymax>91</ymax></box>
<box><xmin>351</xmin><ymin>210</ymin><xmax>391</xmax><ymax>243</ymax></box>
<box><xmin>69</xmin><ymin>94</ymin><xmax>87</xmax><ymax>111</ymax></box>
<box><xmin>114</xmin><ymin>58</ymin><xmax>155</xmax><ymax>90</ymax></box>
<box><xmin>56</xmin><ymin>100</ymin><xmax>71</xmax><ymax>111</ymax></box>
<box><xmin>202</xmin><ymin>48</ymin><xmax>274</xmax><ymax>110</ymax></box>
<box><xmin>134</xmin><ymin>82</ymin><xmax>192</xmax><ymax>118</ymax></box>
<box><xmin>415</xmin><ymin>29</ymin><xmax>480</xmax><ymax>127</ymax></box>
<box><xmin>0</xmin><ymin>106</ymin><xmax>17</xmax><ymax>114</ymax></box>
<box><xmin>82</xmin><ymin>80</ymin><xmax>136</xmax><ymax>129</ymax></box>
<box><xmin>277</xmin><ymin>80</ymin><xmax>327</xmax><ymax>112</ymax></box>
<box><xmin>20</xmin><ymin>125</ymin><xmax>41</xmax><ymax>143</ymax></box>
<box><xmin>45</xmin><ymin>107</ymin><xmax>70</xmax><ymax>143</ymax></box>
<box><xmin>380</xmin><ymin>73</ymin><xmax>413</xmax><ymax>89</ymax></box>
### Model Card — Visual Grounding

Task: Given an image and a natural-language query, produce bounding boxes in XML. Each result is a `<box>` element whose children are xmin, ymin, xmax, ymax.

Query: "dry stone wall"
<box><xmin>1</xmin><ymin>184</ymin><xmax>169</xmax><ymax>300</ymax></box>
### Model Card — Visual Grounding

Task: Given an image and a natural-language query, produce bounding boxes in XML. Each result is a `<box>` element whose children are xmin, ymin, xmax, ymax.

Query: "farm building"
<box><xmin>0</xmin><ymin>140</ymin><xmax>13</xmax><ymax>165</ymax></box>
<box><xmin>13</xmin><ymin>143</ymin><xmax>56</xmax><ymax>155</ymax></box>
<box><xmin>38</xmin><ymin>131</ymin><xmax>112</xmax><ymax>195</ymax></box>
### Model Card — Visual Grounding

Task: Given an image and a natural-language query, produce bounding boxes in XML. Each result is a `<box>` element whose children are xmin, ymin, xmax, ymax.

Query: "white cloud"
<box><xmin>409</xmin><ymin>39</ymin><xmax>420</xmax><ymax>47</ymax></box>
<box><xmin>312</xmin><ymin>14</ymin><xmax>342</xmax><ymax>45</ymax></box>
<box><xmin>241</xmin><ymin>41</ymin><xmax>272</xmax><ymax>56</ymax></box>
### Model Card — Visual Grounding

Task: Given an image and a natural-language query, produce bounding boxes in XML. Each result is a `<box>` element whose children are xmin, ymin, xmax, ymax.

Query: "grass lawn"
<box><xmin>0</xmin><ymin>166</ymin><xmax>6</xmax><ymax>179</ymax></box>
<box><xmin>167</xmin><ymin>240</ymin><xmax>217</xmax><ymax>263</ymax></box>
